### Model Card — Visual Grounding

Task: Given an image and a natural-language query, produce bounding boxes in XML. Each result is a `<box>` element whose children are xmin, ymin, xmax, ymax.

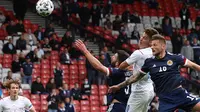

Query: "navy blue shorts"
<box><xmin>159</xmin><ymin>88</ymin><xmax>200</xmax><ymax>112</ymax></box>
<box><xmin>107</xmin><ymin>102</ymin><xmax>126</xmax><ymax>112</ymax></box>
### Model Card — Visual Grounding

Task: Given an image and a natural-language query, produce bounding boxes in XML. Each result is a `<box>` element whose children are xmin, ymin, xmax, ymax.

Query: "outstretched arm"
<box><xmin>108</xmin><ymin>71</ymin><xmax>145</xmax><ymax>93</ymax></box>
<box><xmin>75</xmin><ymin>39</ymin><xmax>109</xmax><ymax>76</ymax></box>
<box><xmin>119</xmin><ymin>61</ymin><xmax>129</xmax><ymax>70</ymax></box>
<box><xmin>185</xmin><ymin>59</ymin><xmax>200</xmax><ymax>71</ymax></box>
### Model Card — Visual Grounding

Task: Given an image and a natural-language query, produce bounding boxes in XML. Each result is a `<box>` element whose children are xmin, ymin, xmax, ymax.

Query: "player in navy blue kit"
<box><xmin>75</xmin><ymin>39</ymin><xmax>132</xmax><ymax>112</ymax></box>
<box><xmin>109</xmin><ymin>34</ymin><xmax>200</xmax><ymax>111</ymax></box>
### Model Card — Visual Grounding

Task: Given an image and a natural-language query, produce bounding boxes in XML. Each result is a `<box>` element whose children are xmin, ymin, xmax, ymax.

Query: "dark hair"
<box><xmin>144</xmin><ymin>28</ymin><xmax>159</xmax><ymax>40</ymax></box>
<box><xmin>58</xmin><ymin>100</ymin><xmax>65</xmax><ymax>104</ymax></box>
<box><xmin>151</xmin><ymin>34</ymin><xmax>166</xmax><ymax>44</ymax></box>
<box><xmin>116</xmin><ymin>50</ymin><xmax>130</xmax><ymax>64</ymax></box>
<box><xmin>7</xmin><ymin>80</ymin><xmax>21</xmax><ymax>89</ymax></box>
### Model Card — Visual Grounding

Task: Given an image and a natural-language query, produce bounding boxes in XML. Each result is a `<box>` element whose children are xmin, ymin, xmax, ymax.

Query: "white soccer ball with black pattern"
<box><xmin>36</xmin><ymin>0</ymin><xmax>54</xmax><ymax>17</ymax></box>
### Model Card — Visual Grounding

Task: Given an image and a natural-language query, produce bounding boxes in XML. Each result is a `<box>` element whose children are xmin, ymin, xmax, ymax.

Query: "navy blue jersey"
<box><xmin>141</xmin><ymin>52</ymin><xmax>187</xmax><ymax>95</ymax></box>
<box><xmin>108</xmin><ymin>67</ymin><xmax>132</xmax><ymax>104</ymax></box>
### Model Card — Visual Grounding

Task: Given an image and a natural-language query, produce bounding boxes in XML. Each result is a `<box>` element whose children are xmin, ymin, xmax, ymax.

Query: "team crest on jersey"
<box><xmin>167</xmin><ymin>60</ymin><xmax>173</xmax><ymax>66</ymax></box>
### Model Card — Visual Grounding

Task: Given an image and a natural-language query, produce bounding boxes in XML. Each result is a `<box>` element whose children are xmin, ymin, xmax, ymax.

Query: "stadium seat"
<box><xmin>41</xmin><ymin>78</ymin><xmax>49</xmax><ymax>85</ymax></box>
<box><xmin>41</xmin><ymin>73</ymin><xmax>50</xmax><ymax>79</ymax></box>
<box><xmin>40</xmin><ymin>105</ymin><xmax>48</xmax><ymax>112</ymax></box>
<box><xmin>41</xmin><ymin>100</ymin><xmax>48</xmax><ymax>106</ymax></box>
<box><xmin>23</xmin><ymin>94</ymin><xmax>30</xmax><ymax>99</ymax></box>
<box><xmin>41</xmin><ymin>64</ymin><xmax>50</xmax><ymax>69</ymax></box>
<box><xmin>91</xmin><ymin>85</ymin><xmax>98</xmax><ymax>90</ymax></box>
<box><xmin>71</xmin><ymin>60</ymin><xmax>78</xmax><ymax>65</ymax></box>
<box><xmin>79</xmin><ymin>65</ymin><xmax>86</xmax><ymax>70</ymax></box>
<box><xmin>34</xmin><ymin>105</ymin><xmax>40</xmax><ymax>112</ymax></box>
<box><xmin>50</xmin><ymin>55</ymin><xmax>59</xmax><ymax>60</ymax></box>
<box><xmin>91</xmin><ymin>89</ymin><xmax>98</xmax><ymax>95</ymax></box>
<box><xmin>3</xmin><ymin>54</ymin><xmax>12</xmax><ymax>59</ymax></box>
<box><xmin>69</xmin><ymin>65</ymin><xmax>78</xmax><ymax>70</ymax></box>
<box><xmin>31</xmin><ymin>24</ymin><xmax>39</xmax><ymax>32</ymax></box>
<box><xmin>61</xmin><ymin>64</ymin><xmax>68</xmax><ymax>70</ymax></box>
<box><xmin>31</xmin><ymin>100</ymin><xmax>41</xmax><ymax>106</ymax></box>
<box><xmin>78</xmin><ymin>60</ymin><xmax>85</xmax><ymax>66</ymax></box>
<box><xmin>41</xmin><ymin>59</ymin><xmax>49</xmax><ymax>64</ymax></box>
<box><xmin>100</xmin><ymin>106</ymin><xmax>108</xmax><ymax>112</ymax></box>
<box><xmin>41</xmin><ymin>69</ymin><xmax>50</xmax><ymax>74</ymax></box>
<box><xmin>23</xmin><ymin>19</ymin><xmax>31</xmax><ymax>25</ymax></box>
<box><xmin>82</xmin><ymin>95</ymin><xmax>89</xmax><ymax>100</ymax></box>
<box><xmin>33</xmin><ymin>64</ymin><xmax>40</xmax><ymax>69</ymax></box>
<box><xmin>31</xmin><ymin>94</ymin><xmax>40</xmax><ymax>100</ymax></box>
<box><xmin>91</xmin><ymin>106</ymin><xmax>100</xmax><ymax>112</ymax></box>
<box><xmin>90</xmin><ymin>95</ymin><xmax>99</xmax><ymax>101</ymax></box>
<box><xmin>90</xmin><ymin>100</ymin><xmax>100</xmax><ymax>106</ymax></box>
<box><xmin>40</xmin><ymin>94</ymin><xmax>48</xmax><ymax>100</ymax></box>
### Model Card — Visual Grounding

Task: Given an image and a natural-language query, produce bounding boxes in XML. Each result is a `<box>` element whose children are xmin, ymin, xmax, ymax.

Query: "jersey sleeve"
<box><xmin>125</xmin><ymin>50</ymin><xmax>141</xmax><ymax>65</ymax></box>
<box><xmin>24</xmin><ymin>97</ymin><xmax>33</xmax><ymax>111</ymax></box>
<box><xmin>140</xmin><ymin>59</ymin><xmax>150</xmax><ymax>74</ymax></box>
<box><xmin>175</xmin><ymin>54</ymin><xmax>188</xmax><ymax>66</ymax></box>
<box><xmin>108</xmin><ymin>67</ymin><xmax>124</xmax><ymax>78</ymax></box>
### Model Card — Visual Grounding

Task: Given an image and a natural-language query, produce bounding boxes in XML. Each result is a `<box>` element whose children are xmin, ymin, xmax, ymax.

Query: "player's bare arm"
<box><xmin>75</xmin><ymin>39</ymin><xmax>109</xmax><ymax>76</ymax></box>
<box><xmin>119</xmin><ymin>61</ymin><xmax>129</xmax><ymax>70</ymax></box>
<box><xmin>185</xmin><ymin>59</ymin><xmax>200</xmax><ymax>71</ymax></box>
<box><xmin>108</xmin><ymin>71</ymin><xmax>145</xmax><ymax>93</ymax></box>
<box><xmin>29</xmin><ymin>107</ymin><xmax>36</xmax><ymax>112</ymax></box>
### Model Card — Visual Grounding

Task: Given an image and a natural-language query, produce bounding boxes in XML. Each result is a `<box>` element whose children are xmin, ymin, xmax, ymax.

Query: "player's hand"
<box><xmin>74</xmin><ymin>39</ymin><xmax>87</xmax><ymax>53</ymax></box>
<box><xmin>108</xmin><ymin>85</ymin><xmax>120</xmax><ymax>93</ymax></box>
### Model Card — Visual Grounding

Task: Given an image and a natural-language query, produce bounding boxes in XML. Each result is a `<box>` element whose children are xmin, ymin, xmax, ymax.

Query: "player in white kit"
<box><xmin>119</xmin><ymin>28</ymin><xmax>159</xmax><ymax>112</ymax></box>
<box><xmin>0</xmin><ymin>80</ymin><xmax>36</xmax><ymax>112</ymax></box>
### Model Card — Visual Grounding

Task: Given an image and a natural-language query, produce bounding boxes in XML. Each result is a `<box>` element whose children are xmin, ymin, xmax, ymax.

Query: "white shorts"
<box><xmin>125</xmin><ymin>90</ymin><xmax>155</xmax><ymax>112</ymax></box>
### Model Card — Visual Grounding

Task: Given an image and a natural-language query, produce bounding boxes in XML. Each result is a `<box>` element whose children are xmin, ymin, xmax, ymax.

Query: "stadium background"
<box><xmin>0</xmin><ymin>0</ymin><xmax>199</xmax><ymax>112</ymax></box>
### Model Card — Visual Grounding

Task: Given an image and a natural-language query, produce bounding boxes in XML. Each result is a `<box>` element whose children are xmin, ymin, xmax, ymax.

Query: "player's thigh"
<box><xmin>178</xmin><ymin>89</ymin><xmax>200</xmax><ymax>111</ymax></box>
<box><xmin>107</xmin><ymin>103</ymin><xmax>126</xmax><ymax>112</ymax></box>
<box><xmin>158</xmin><ymin>99</ymin><xmax>177</xmax><ymax>112</ymax></box>
<box><xmin>126</xmin><ymin>104</ymin><xmax>148</xmax><ymax>112</ymax></box>
<box><xmin>126</xmin><ymin>91</ymin><xmax>154</xmax><ymax>112</ymax></box>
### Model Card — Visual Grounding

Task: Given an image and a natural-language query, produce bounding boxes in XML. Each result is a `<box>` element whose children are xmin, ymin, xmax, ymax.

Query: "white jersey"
<box><xmin>0</xmin><ymin>96</ymin><xmax>33</xmax><ymax>112</ymax></box>
<box><xmin>125</xmin><ymin>47</ymin><xmax>154</xmax><ymax>104</ymax></box>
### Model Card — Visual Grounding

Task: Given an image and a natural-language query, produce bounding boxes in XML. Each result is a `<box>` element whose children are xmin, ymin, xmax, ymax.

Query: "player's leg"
<box><xmin>107</xmin><ymin>103</ymin><xmax>126</xmax><ymax>112</ymax></box>
<box><xmin>158</xmin><ymin>89</ymin><xmax>180</xmax><ymax>112</ymax></box>
<box><xmin>126</xmin><ymin>90</ymin><xmax>155</xmax><ymax>112</ymax></box>
<box><xmin>174</xmin><ymin>88</ymin><xmax>200</xmax><ymax>111</ymax></box>
<box><xmin>158</xmin><ymin>99</ymin><xmax>177</xmax><ymax>112</ymax></box>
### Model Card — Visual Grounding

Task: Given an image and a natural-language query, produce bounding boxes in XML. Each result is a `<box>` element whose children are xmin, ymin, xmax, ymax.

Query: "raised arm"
<box><xmin>185</xmin><ymin>59</ymin><xmax>200</xmax><ymax>71</ymax></box>
<box><xmin>119</xmin><ymin>61</ymin><xmax>129</xmax><ymax>70</ymax></box>
<box><xmin>75</xmin><ymin>39</ymin><xmax>109</xmax><ymax>76</ymax></box>
<box><xmin>119</xmin><ymin>50</ymin><xmax>141</xmax><ymax>70</ymax></box>
<box><xmin>108</xmin><ymin>71</ymin><xmax>145</xmax><ymax>93</ymax></box>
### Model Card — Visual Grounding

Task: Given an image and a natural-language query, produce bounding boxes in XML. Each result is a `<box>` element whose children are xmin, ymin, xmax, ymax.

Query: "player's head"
<box><xmin>111</xmin><ymin>50</ymin><xmax>130</xmax><ymax>67</ymax></box>
<box><xmin>65</xmin><ymin>97</ymin><xmax>71</xmax><ymax>104</ymax></box>
<box><xmin>151</xmin><ymin>34</ymin><xmax>166</xmax><ymax>56</ymax></box>
<box><xmin>139</xmin><ymin>28</ymin><xmax>159</xmax><ymax>49</ymax></box>
<box><xmin>7</xmin><ymin>80</ymin><xmax>21</xmax><ymax>97</ymax></box>
<box><xmin>58</xmin><ymin>100</ymin><xmax>65</xmax><ymax>108</ymax></box>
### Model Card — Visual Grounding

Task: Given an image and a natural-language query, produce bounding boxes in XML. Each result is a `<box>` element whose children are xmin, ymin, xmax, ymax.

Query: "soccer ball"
<box><xmin>36</xmin><ymin>0</ymin><xmax>54</xmax><ymax>17</ymax></box>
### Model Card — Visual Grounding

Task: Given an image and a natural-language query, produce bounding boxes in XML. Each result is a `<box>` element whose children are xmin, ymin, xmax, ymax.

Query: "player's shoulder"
<box><xmin>19</xmin><ymin>96</ymin><xmax>29</xmax><ymax>99</ymax></box>
<box><xmin>166</xmin><ymin>52</ymin><xmax>182</xmax><ymax>59</ymax></box>
<box><xmin>0</xmin><ymin>96</ymin><xmax>10</xmax><ymax>101</ymax></box>
<box><xmin>18</xmin><ymin>96</ymin><xmax>30</xmax><ymax>102</ymax></box>
<box><xmin>136</xmin><ymin>47</ymin><xmax>152</xmax><ymax>55</ymax></box>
